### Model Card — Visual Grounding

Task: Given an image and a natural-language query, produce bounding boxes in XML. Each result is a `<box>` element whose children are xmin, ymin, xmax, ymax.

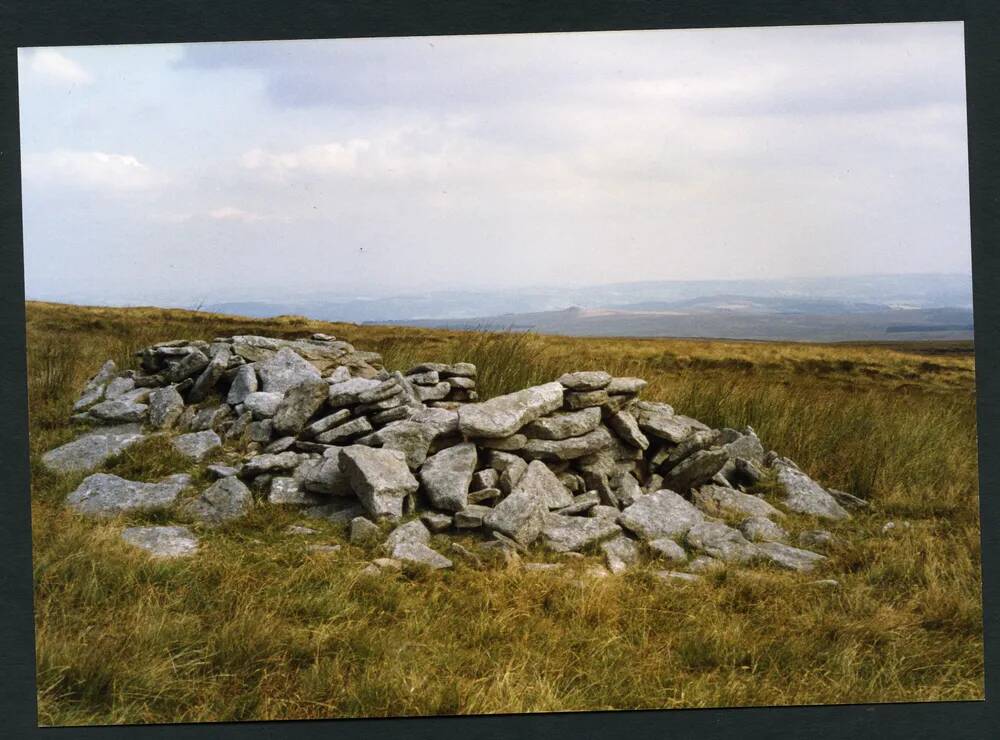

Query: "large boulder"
<box><xmin>419</xmin><ymin>442</ymin><xmax>477</xmax><ymax>511</ymax></box>
<box><xmin>618</xmin><ymin>489</ymin><xmax>705</xmax><ymax>541</ymax></box>
<box><xmin>339</xmin><ymin>446</ymin><xmax>419</xmax><ymax>519</ymax></box>
<box><xmin>41</xmin><ymin>425</ymin><xmax>145</xmax><ymax>474</ymax></box>
<box><xmin>458</xmin><ymin>382</ymin><xmax>564</xmax><ymax>438</ymax></box>
<box><xmin>773</xmin><ymin>461</ymin><xmax>851</xmax><ymax>521</ymax></box>
<box><xmin>66</xmin><ymin>473</ymin><xmax>191</xmax><ymax>518</ymax></box>
<box><xmin>257</xmin><ymin>347</ymin><xmax>321</xmax><ymax>394</ymax></box>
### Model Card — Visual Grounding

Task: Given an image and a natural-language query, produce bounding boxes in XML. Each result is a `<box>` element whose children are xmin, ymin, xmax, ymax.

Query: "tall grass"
<box><xmin>24</xmin><ymin>302</ymin><xmax>983</xmax><ymax>725</ymax></box>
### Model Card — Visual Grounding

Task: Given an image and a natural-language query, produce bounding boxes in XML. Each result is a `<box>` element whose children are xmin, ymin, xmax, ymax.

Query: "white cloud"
<box><xmin>28</xmin><ymin>49</ymin><xmax>93</xmax><ymax>85</ymax></box>
<box><xmin>22</xmin><ymin>150</ymin><xmax>164</xmax><ymax>192</ymax></box>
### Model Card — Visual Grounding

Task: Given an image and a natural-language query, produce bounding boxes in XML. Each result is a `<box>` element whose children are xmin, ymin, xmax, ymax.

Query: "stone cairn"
<box><xmin>43</xmin><ymin>333</ymin><xmax>869</xmax><ymax>578</ymax></box>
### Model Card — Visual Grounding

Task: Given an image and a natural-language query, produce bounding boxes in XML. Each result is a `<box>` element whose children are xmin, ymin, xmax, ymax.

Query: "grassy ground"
<box><xmin>25</xmin><ymin>301</ymin><xmax>983</xmax><ymax>725</ymax></box>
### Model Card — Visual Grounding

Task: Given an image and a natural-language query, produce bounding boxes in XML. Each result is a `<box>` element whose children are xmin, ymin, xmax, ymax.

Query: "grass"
<box><xmin>25</xmin><ymin>301</ymin><xmax>983</xmax><ymax>725</ymax></box>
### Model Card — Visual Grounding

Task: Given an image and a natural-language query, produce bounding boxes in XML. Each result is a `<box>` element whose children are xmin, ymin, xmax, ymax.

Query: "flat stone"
<box><xmin>360</xmin><ymin>420</ymin><xmax>435</xmax><ymax>468</ymax></box>
<box><xmin>685</xmin><ymin>521</ymin><xmax>758</xmax><ymax>564</ymax></box>
<box><xmin>301</xmin><ymin>454</ymin><xmax>354</xmax><ymax>496</ymax></box>
<box><xmin>521</xmin><ymin>426</ymin><xmax>614</xmax><ymax>462</ymax></box>
<box><xmin>556</xmin><ymin>491</ymin><xmax>601</xmax><ymax>515</ymax></box>
<box><xmin>557</xmin><ymin>371</ymin><xmax>612</xmax><ymax>392</ymax></box>
<box><xmin>272</xmin><ymin>377</ymin><xmax>329</xmax><ymax>435</ymax></box>
<box><xmin>605</xmin><ymin>410</ymin><xmax>649</xmax><ymax>450</ymax></box>
<box><xmin>244</xmin><ymin>391</ymin><xmax>284</xmax><ymax>419</ymax></box>
<box><xmin>66</xmin><ymin>473</ymin><xmax>190</xmax><ymax>518</ymax></box>
<box><xmin>88</xmin><ymin>399</ymin><xmax>148</xmax><ymax>424</ymax></box>
<box><xmin>41</xmin><ymin>425</ymin><xmax>145</xmax><ymax>474</ymax></box>
<box><xmin>606</xmin><ymin>377</ymin><xmax>647</xmax><ymax>395</ymax></box>
<box><xmin>458</xmin><ymin>382</ymin><xmax>564</xmax><ymax>438</ymax></box>
<box><xmin>206</xmin><ymin>464</ymin><xmax>239</xmax><ymax>479</ymax></box>
<box><xmin>829</xmin><ymin>488</ymin><xmax>870</xmax><ymax>511</ymax></box>
<box><xmin>648</xmin><ymin>537</ymin><xmax>688</xmax><ymax>562</ymax></box>
<box><xmin>268</xmin><ymin>476</ymin><xmax>325</xmax><ymax>505</ymax></box>
<box><xmin>171</xmin><ymin>430</ymin><xmax>222</xmax><ymax>462</ymax></box>
<box><xmin>739</xmin><ymin>515</ymin><xmax>789</xmax><ymax>543</ymax></box>
<box><xmin>390</xmin><ymin>541</ymin><xmax>453</xmax><ymax>570</ymax></box>
<box><xmin>774</xmin><ymin>462</ymin><xmax>851</xmax><ymax>521</ymax></box>
<box><xmin>601</xmin><ymin>535</ymin><xmax>640</xmax><ymax>574</ymax></box>
<box><xmin>756</xmin><ymin>541</ymin><xmax>826</xmax><ymax>572</ymax></box>
<box><xmin>637</xmin><ymin>402</ymin><xmax>708</xmax><ymax>443</ymax></box>
<box><xmin>421</xmin><ymin>511</ymin><xmax>453</xmax><ymax>532</ymax></box>
<box><xmin>654</xmin><ymin>570</ymin><xmax>700</xmax><ymax>583</ymax></box>
<box><xmin>121</xmin><ymin>525</ymin><xmax>198</xmax><ymax>558</ymax></box>
<box><xmin>384</xmin><ymin>519</ymin><xmax>431</xmax><ymax>552</ymax></box>
<box><xmin>693</xmin><ymin>485</ymin><xmax>784</xmax><ymax>520</ymax></box>
<box><xmin>409</xmin><ymin>407</ymin><xmax>460</xmax><ymax>437</ymax></box>
<box><xmin>265</xmin><ymin>436</ymin><xmax>297</xmax><ymax>454</ymax></box>
<box><xmin>181</xmin><ymin>476</ymin><xmax>253</xmax><ymax>525</ymax></box>
<box><xmin>563</xmin><ymin>389</ymin><xmax>609</xmax><ymax>410</ymax></box>
<box><xmin>164</xmin><ymin>350</ymin><xmax>210</xmax><ymax>383</ymax></box>
<box><xmin>419</xmin><ymin>442</ymin><xmax>477</xmax><ymax>511</ymax></box>
<box><xmin>406</xmin><ymin>370</ymin><xmax>440</xmax><ymax>386</ymax></box>
<box><xmin>327</xmin><ymin>377</ymin><xmax>382</xmax><ymax>407</ymax></box>
<box><xmin>307</xmin><ymin>544</ymin><xmax>342</xmax><ymax>555</ymax></box>
<box><xmin>663</xmin><ymin>448</ymin><xmax>731</xmax><ymax>492</ymax></box>
<box><xmin>256</xmin><ymin>347</ymin><xmax>321</xmax><ymax>394</ymax></box>
<box><xmin>455</xmin><ymin>504</ymin><xmax>493</xmax><ymax>529</ymax></box>
<box><xmin>541</xmin><ymin>512</ymin><xmax>620</xmax><ymax>552</ymax></box>
<box><xmin>483</xmin><ymin>485</ymin><xmax>546</xmax><ymax>546</ymax></box>
<box><xmin>618</xmin><ymin>489</ymin><xmax>705</xmax><ymax>541</ymax></box>
<box><xmin>339</xmin><ymin>446</ymin><xmax>419</xmax><ymax>519</ymax></box>
<box><xmin>303</xmin><ymin>409</ymin><xmax>353</xmax><ymax>438</ymax></box>
<box><xmin>302</xmin><ymin>500</ymin><xmax>366</xmax><ymax>524</ymax></box>
<box><xmin>468</xmin><ymin>487</ymin><xmax>501</xmax><ymax>504</ymax></box>
<box><xmin>523</xmin><ymin>407</ymin><xmax>601</xmax><ymax>440</ymax></box>
<box><xmin>241</xmin><ymin>451</ymin><xmax>300</xmax><ymax>477</ymax></box>
<box><xmin>315</xmin><ymin>416</ymin><xmax>373</xmax><ymax>445</ymax></box>
<box><xmin>350</xmin><ymin>516</ymin><xmax>382</xmax><ymax>545</ymax></box>
<box><xmin>415</xmin><ymin>381</ymin><xmax>451</xmax><ymax>402</ymax></box>
<box><xmin>588</xmin><ymin>505</ymin><xmax>621</xmax><ymax>519</ymax></box>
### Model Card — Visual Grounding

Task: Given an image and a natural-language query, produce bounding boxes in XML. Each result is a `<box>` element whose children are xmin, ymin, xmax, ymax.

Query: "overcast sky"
<box><xmin>18</xmin><ymin>22</ymin><xmax>971</xmax><ymax>307</ymax></box>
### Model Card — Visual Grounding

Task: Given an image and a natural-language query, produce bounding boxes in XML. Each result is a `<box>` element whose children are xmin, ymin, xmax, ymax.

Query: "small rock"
<box><xmin>148</xmin><ymin>386</ymin><xmax>185</xmax><ymax>429</ymax></box>
<box><xmin>41</xmin><ymin>425</ymin><xmax>145</xmax><ymax>474</ymax></box>
<box><xmin>226</xmin><ymin>364</ymin><xmax>259</xmax><ymax>405</ymax></box>
<box><xmin>390</xmin><ymin>541</ymin><xmax>453</xmax><ymax>570</ymax></box>
<box><xmin>563</xmin><ymin>389</ymin><xmax>609</xmax><ymax>410</ymax></box>
<box><xmin>121</xmin><ymin>525</ymin><xmax>198</xmax><ymax>558</ymax></box>
<box><xmin>241</xmin><ymin>451</ymin><xmax>299</xmax><ymax>477</ymax></box>
<box><xmin>181</xmin><ymin>476</ymin><xmax>253</xmax><ymax>526</ymax></box>
<box><xmin>523</xmin><ymin>407</ymin><xmax>602</xmax><ymax>440</ymax></box>
<box><xmin>686</xmin><ymin>521</ymin><xmax>758</xmax><ymax>564</ymax></box>
<box><xmin>455</xmin><ymin>504</ymin><xmax>493</xmax><ymax>529</ymax></box>
<box><xmin>244</xmin><ymin>391</ymin><xmax>284</xmax><ymax>419</ymax></box>
<box><xmin>756</xmin><ymin>541</ymin><xmax>826</xmax><ymax>572</ymax></box>
<box><xmin>606</xmin><ymin>377</ymin><xmax>647</xmax><ymax>395</ymax></box>
<box><xmin>171</xmin><ymin>430</ymin><xmax>222</xmax><ymax>462</ymax></box>
<box><xmin>647</xmin><ymin>537</ymin><xmax>688</xmax><ymax>563</ymax></box>
<box><xmin>619</xmin><ymin>489</ymin><xmax>705</xmax><ymax>541</ymax></box>
<box><xmin>604</xmin><ymin>409</ymin><xmax>649</xmax><ymax>450</ymax></box>
<box><xmin>419</xmin><ymin>442</ymin><xmax>477</xmax><ymax>511</ymax></box>
<box><xmin>601</xmin><ymin>535</ymin><xmax>640</xmax><ymax>574</ymax></box>
<box><xmin>272</xmin><ymin>377</ymin><xmax>329</xmax><ymax>435</ymax></box>
<box><xmin>350</xmin><ymin>516</ymin><xmax>382</xmax><ymax>545</ymax></box>
<box><xmin>739</xmin><ymin>516</ymin><xmax>789</xmax><ymax>543</ymax></box>
<box><xmin>66</xmin><ymin>473</ymin><xmax>190</xmax><ymax>518</ymax></box>
<box><xmin>774</xmin><ymin>461</ymin><xmax>851</xmax><ymax>521</ymax></box>
<box><xmin>303</xmin><ymin>409</ymin><xmax>353</xmax><ymax>438</ymax></box>
<box><xmin>694</xmin><ymin>485</ymin><xmax>784</xmax><ymax>520</ymax></box>
<box><xmin>654</xmin><ymin>570</ymin><xmax>700</xmax><ymax>583</ymax></box>
<box><xmin>315</xmin><ymin>417</ymin><xmax>373</xmax><ymax>445</ymax></box>
<box><xmin>483</xmin><ymin>485</ymin><xmax>546</xmax><ymax>546</ymax></box>
<box><xmin>541</xmin><ymin>512</ymin><xmax>621</xmax><ymax>553</ymax></box>
<box><xmin>257</xmin><ymin>347</ymin><xmax>321</xmax><ymax>394</ymax></box>
<box><xmin>206</xmin><ymin>464</ymin><xmax>239</xmax><ymax>479</ymax></box>
<box><xmin>87</xmin><ymin>399</ymin><xmax>148</xmax><ymax>424</ymax></box>
<box><xmin>286</xmin><ymin>524</ymin><xmax>318</xmax><ymax>535</ymax></box>
<box><xmin>383</xmin><ymin>519</ymin><xmax>431</xmax><ymax>552</ymax></box>
<box><xmin>799</xmin><ymin>529</ymin><xmax>835</xmax><ymax>549</ymax></box>
<box><xmin>420</xmin><ymin>511</ymin><xmax>453</xmax><ymax>533</ymax></box>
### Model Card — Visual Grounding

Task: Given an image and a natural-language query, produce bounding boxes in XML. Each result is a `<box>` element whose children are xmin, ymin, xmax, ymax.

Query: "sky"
<box><xmin>18</xmin><ymin>22</ymin><xmax>971</xmax><ymax>308</ymax></box>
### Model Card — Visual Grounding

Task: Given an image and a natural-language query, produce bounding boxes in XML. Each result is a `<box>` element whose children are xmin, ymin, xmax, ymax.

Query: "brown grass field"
<box><xmin>24</xmin><ymin>300</ymin><xmax>983</xmax><ymax>725</ymax></box>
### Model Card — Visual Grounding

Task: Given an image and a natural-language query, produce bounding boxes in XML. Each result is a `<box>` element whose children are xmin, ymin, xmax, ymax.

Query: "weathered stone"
<box><xmin>723</xmin><ymin>430</ymin><xmax>766</xmax><ymax>464</ymax></box>
<box><xmin>268</xmin><ymin>476</ymin><xmax>325</xmax><ymax>505</ymax></box>
<box><xmin>264</xmin><ymin>436</ymin><xmax>297</xmax><ymax>454</ymax></box>
<box><xmin>557</xmin><ymin>371</ymin><xmax>612</xmax><ymax>392</ymax></box>
<box><xmin>302</xmin><ymin>500</ymin><xmax>366</xmax><ymax>524</ymax></box>
<box><xmin>512</xmin><ymin>460</ymin><xmax>574</xmax><ymax>510</ymax></box>
<box><xmin>164</xmin><ymin>349</ymin><xmax>210</xmax><ymax>383</ymax></box>
<box><xmin>339</xmin><ymin>446</ymin><xmax>419</xmax><ymax>519</ymax></box>
<box><xmin>390</xmin><ymin>541</ymin><xmax>453</xmax><ymax>570</ymax></box>
<box><xmin>302</xmin><ymin>409</ymin><xmax>353</xmax><ymax>438</ymax></box>
<box><xmin>189</xmin><ymin>404</ymin><xmax>232</xmax><ymax>433</ymax></box>
<box><xmin>472</xmin><ymin>468</ymin><xmax>499</xmax><ymax>490</ymax></box>
<box><xmin>774</xmin><ymin>461</ymin><xmax>851</xmax><ymax>521</ymax></box>
<box><xmin>829</xmin><ymin>488</ymin><xmax>870</xmax><ymax>511</ymax></box>
<box><xmin>688</xmin><ymin>556</ymin><xmax>725</xmax><ymax>574</ymax></box>
<box><xmin>226</xmin><ymin>364</ymin><xmax>258</xmax><ymax>405</ymax></box>
<box><xmin>328</xmin><ymin>377</ymin><xmax>382</xmax><ymax>407</ymax></box>
<box><xmin>406</xmin><ymin>370</ymin><xmax>440</xmax><ymax>386</ymax></box>
<box><xmin>523</xmin><ymin>407</ymin><xmax>601</xmax><ymax>440</ymax></box>
<box><xmin>619</xmin><ymin>489</ymin><xmax>705</xmax><ymax>541</ymax></box>
<box><xmin>601</xmin><ymin>535</ymin><xmax>640</xmax><ymax>574</ymax></box>
<box><xmin>409</xmin><ymin>407</ymin><xmax>460</xmax><ymax>437</ymax></box>
<box><xmin>247</xmin><ymin>419</ymin><xmax>274</xmax><ymax>443</ymax></box>
<box><xmin>272</xmin><ymin>377</ymin><xmax>329</xmax><ymax>435</ymax></box>
<box><xmin>88</xmin><ymin>399</ymin><xmax>148</xmax><ymax>424</ymax></box>
<box><xmin>257</xmin><ymin>347</ymin><xmax>321</xmax><ymax>394</ymax></box>
<box><xmin>637</xmin><ymin>401</ymin><xmax>709</xmax><ymax>443</ymax></box>
<box><xmin>361</xmin><ymin>420</ymin><xmax>436</xmax><ymax>468</ymax></box>
<box><xmin>302</xmin><ymin>454</ymin><xmax>354</xmax><ymax>496</ymax></box>
<box><xmin>73</xmin><ymin>359</ymin><xmax>117</xmax><ymax>411</ymax></box>
<box><xmin>458</xmin><ymin>382</ymin><xmax>564</xmax><ymax>438</ymax></box>
<box><xmin>606</xmin><ymin>377</ymin><xmax>647</xmax><ymax>395</ymax></box>
<box><xmin>541</xmin><ymin>512</ymin><xmax>621</xmax><ymax>553</ymax></box>
<box><xmin>468</xmin><ymin>487</ymin><xmax>501</xmax><ymax>504</ymax></box>
<box><xmin>648</xmin><ymin>537</ymin><xmax>688</xmax><ymax>563</ymax></box>
<box><xmin>476</xmin><ymin>433</ymin><xmax>528</xmax><ymax>451</ymax></box>
<box><xmin>369</xmin><ymin>405</ymin><xmax>413</xmax><ymax>426</ymax></box>
<box><xmin>798</xmin><ymin>530</ymin><xmax>835</xmax><ymax>549</ymax></box>
<box><xmin>455</xmin><ymin>504</ymin><xmax>493</xmax><ymax>529</ymax></box>
<box><xmin>315</xmin><ymin>417</ymin><xmax>373</xmax><ymax>445</ymax></box>
<box><xmin>663</xmin><ymin>448</ymin><xmax>731</xmax><ymax>491</ymax></box>
<box><xmin>604</xmin><ymin>409</ymin><xmax>649</xmax><ymax>450</ymax></box>
<box><xmin>207</xmin><ymin>464</ymin><xmax>239</xmax><ymax>479</ymax></box>
<box><xmin>103</xmin><ymin>376</ymin><xmax>135</xmax><ymax>400</ymax></box>
<box><xmin>693</xmin><ymin>485</ymin><xmax>784</xmax><ymax>520</ymax></box>
<box><xmin>446</xmin><ymin>376</ymin><xmax>476</xmax><ymax>390</ymax></box>
<box><xmin>181</xmin><ymin>476</ymin><xmax>253</xmax><ymax>525</ymax></box>
<box><xmin>419</xmin><ymin>442</ymin><xmax>477</xmax><ymax>511</ymax></box>
<box><xmin>563</xmin><ymin>389</ymin><xmax>609</xmax><ymax>410</ymax></box>
<box><xmin>307</xmin><ymin>544</ymin><xmax>343</xmax><ymax>555</ymax></box>
<box><xmin>146</xmin><ymin>386</ymin><xmax>183</xmax><ymax>429</ymax></box>
<box><xmin>171</xmin><ymin>430</ymin><xmax>221</xmax><ymax>462</ymax></box>
<box><xmin>739</xmin><ymin>515</ymin><xmax>789</xmax><ymax>543</ymax></box>
<box><xmin>588</xmin><ymin>505</ymin><xmax>621</xmax><ymax>519</ymax></box>
<box><xmin>241</xmin><ymin>451</ymin><xmax>299</xmax><ymax>477</ymax></box>
<box><xmin>41</xmin><ymin>425</ymin><xmax>145</xmax><ymax>474</ymax></box>
<box><xmin>483</xmin><ymin>486</ymin><xmax>545</xmax><ymax>546</ymax></box>
<box><xmin>121</xmin><ymin>525</ymin><xmax>198</xmax><ymax>558</ymax></box>
<box><xmin>244</xmin><ymin>391</ymin><xmax>284</xmax><ymax>419</ymax></box>
<box><xmin>187</xmin><ymin>347</ymin><xmax>231</xmax><ymax>403</ymax></box>
<box><xmin>415</xmin><ymin>381</ymin><xmax>451</xmax><ymax>402</ymax></box>
<box><xmin>421</xmin><ymin>511</ymin><xmax>453</xmax><ymax>533</ymax></box>
<box><xmin>756</xmin><ymin>541</ymin><xmax>826</xmax><ymax>572</ymax></box>
<box><xmin>350</xmin><ymin>516</ymin><xmax>382</xmax><ymax>545</ymax></box>
<box><xmin>685</xmin><ymin>521</ymin><xmax>758</xmax><ymax>564</ymax></box>
<box><xmin>611</xmin><ymin>471</ymin><xmax>643</xmax><ymax>507</ymax></box>
<box><xmin>66</xmin><ymin>473</ymin><xmax>190</xmax><ymax>518</ymax></box>
<box><xmin>521</xmin><ymin>426</ymin><xmax>614</xmax><ymax>462</ymax></box>
<box><xmin>384</xmin><ymin>519</ymin><xmax>431</xmax><ymax>552</ymax></box>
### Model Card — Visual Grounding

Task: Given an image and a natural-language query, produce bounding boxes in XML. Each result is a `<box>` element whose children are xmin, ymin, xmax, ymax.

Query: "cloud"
<box><xmin>28</xmin><ymin>49</ymin><xmax>93</xmax><ymax>85</ymax></box>
<box><xmin>208</xmin><ymin>206</ymin><xmax>264</xmax><ymax>222</ymax></box>
<box><xmin>22</xmin><ymin>150</ymin><xmax>164</xmax><ymax>192</ymax></box>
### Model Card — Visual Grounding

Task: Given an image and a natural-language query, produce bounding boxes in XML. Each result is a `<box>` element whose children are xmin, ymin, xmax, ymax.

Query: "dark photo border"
<box><xmin>1</xmin><ymin>1</ymin><xmax>996</xmax><ymax>738</ymax></box>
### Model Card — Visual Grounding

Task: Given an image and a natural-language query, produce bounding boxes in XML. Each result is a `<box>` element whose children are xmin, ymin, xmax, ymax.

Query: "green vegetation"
<box><xmin>26</xmin><ymin>301</ymin><xmax>983</xmax><ymax>725</ymax></box>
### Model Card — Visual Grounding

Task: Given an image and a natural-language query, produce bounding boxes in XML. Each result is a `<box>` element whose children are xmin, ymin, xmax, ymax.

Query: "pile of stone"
<box><xmin>45</xmin><ymin>333</ymin><xmax>868</xmax><ymax>578</ymax></box>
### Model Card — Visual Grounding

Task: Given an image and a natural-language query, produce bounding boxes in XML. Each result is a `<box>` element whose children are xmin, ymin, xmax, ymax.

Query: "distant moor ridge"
<box><xmin>44</xmin><ymin>333</ymin><xmax>871</xmax><ymax>578</ymax></box>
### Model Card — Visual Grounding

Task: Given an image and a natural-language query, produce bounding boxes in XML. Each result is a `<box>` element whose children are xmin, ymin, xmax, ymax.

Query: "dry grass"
<box><xmin>25</xmin><ymin>301</ymin><xmax>983</xmax><ymax>725</ymax></box>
